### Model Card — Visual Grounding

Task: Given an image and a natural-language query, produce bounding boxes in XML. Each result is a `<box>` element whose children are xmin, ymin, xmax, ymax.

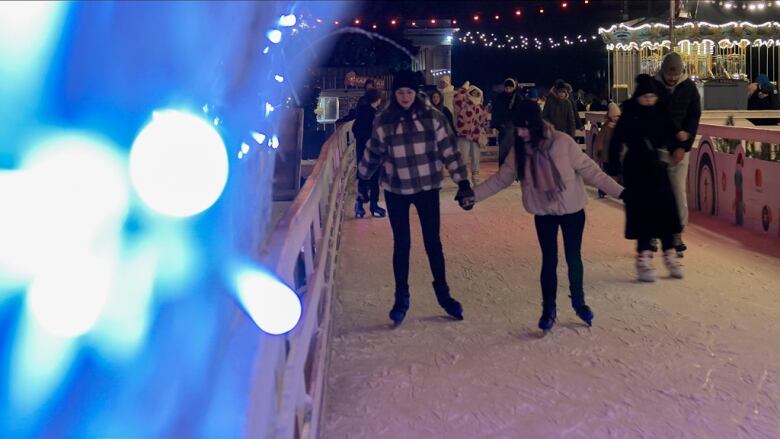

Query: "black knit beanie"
<box><xmin>392</xmin><ymin>70</ymin><xmax>421</xmax><ymax>92</ymax></box>
<box><xmin>633</xmin><ymin>74</ymin><xmax>659</xmax><ymax>97</ymax></box>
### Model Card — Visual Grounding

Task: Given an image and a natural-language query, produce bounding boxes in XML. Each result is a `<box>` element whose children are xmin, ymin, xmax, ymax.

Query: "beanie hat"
<box><xmin>513</xmin><ymin>99</ymin><xmax>544</xmax><ymax>128</ymax></box>
<box><xmin>553</xmin><ymin>79</ymin><xmax>568</xmax><ymax>92</ymax></box>
<box><xmin>504</xmin><ymin>78</ymin><xmax>517</xmax><ymax>88</ymax></box>
<box><xmin>661</xmin><ymin>52</ymin><xmax>684</xmax><ymax>75</ymax></box>
<box><xmin>393</xmin><ymin>69</ymin><xmax>421</xmax><ymax>92</ymax></box>
<box><xmin>633</xmin><ymin>74</ymin><xmax>659</xmax><ymax>98</ymax></box>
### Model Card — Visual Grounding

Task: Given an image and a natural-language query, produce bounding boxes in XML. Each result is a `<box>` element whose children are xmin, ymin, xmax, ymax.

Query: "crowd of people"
<box><xmin>344</xmin><ymin>52</ymin><xmax>780</xmax><ymax>332</ymax></box>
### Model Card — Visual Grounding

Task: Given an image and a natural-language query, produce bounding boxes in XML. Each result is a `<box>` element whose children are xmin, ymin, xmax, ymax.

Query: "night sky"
<box><xmin>321</xmin><ymin>0</ymin><xmax>675</xmax><ymax>98</ymax></box>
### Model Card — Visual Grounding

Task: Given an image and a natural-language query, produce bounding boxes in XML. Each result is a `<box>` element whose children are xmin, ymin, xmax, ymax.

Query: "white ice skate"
<box><xmin>636</xmin><ymin>250</ymin><xmax>657</xmax><ymax>282</ymax></box>
<box><xmin>663</xmin><ymin>249</ymin><xmax>684</xmax><ymax>279</ymax></box>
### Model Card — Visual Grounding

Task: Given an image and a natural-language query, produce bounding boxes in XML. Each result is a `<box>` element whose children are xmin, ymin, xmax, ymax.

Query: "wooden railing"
<box><xmin>252</xmin><ymin>122</ymin><xmax>354</xmax><ymax>438</ymax></box>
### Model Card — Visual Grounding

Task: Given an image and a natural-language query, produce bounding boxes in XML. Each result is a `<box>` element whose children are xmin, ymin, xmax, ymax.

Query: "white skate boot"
<box><xmin>663</xmin><ymin>249</ymin><xmax>684</xmax><ymax>279</ymax></box>
<box><xmin>636</xmin><ymin>250</ymin><xmax>657</xmax><ymax>282</ymax></box>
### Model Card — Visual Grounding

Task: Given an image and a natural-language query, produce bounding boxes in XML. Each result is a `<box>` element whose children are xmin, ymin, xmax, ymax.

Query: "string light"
<box><xmin>458</xmin><ymin>30</ymin><xmax>598</xmax><ymax>51</ymax></box>
<box><xmin>390</xmin><ymin>19</ymin><xmax>397</xmax><ymax>25</ymax></box>
<box><xmin>473</xmin><ymin>15</ymin><xmax>479</xmax><ymax>21</ymax></box>
<box><xmin>353</xmin><ymin>18</ymin><xmax>360</xmax><ymax>25</ymax></box>
<box><xmin>540</xmin><ymin>8</ymin><xmax>545</xmax><ymax>14</ymax></box>
<box><xmin>515</xmin><ymin>9</ymin><xmax>522</xmax><ymax>16</ymax></box>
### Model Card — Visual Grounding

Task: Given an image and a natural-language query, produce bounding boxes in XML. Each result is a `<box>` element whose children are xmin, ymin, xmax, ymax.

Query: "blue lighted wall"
<box><xmin>0</xmin><ymin>1</ymin><xmax>350</xmax><ymax>436</ymax></box>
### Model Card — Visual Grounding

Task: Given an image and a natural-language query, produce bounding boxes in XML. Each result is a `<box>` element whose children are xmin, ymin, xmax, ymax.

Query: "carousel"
<box><xmin>599</xmin><ymin>0</ymin><xmax>780</xmax><ymax>106</ymax></box>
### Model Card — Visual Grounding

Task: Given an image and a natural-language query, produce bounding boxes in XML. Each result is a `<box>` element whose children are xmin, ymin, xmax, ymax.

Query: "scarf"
<box><xmin>525</xmin><ymin>128</ymin><xmax>566</xmax><ymax>201</ymax></box>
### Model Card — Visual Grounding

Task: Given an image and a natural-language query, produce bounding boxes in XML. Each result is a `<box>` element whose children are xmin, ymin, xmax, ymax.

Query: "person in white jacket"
<box><xmin>470</xmin><ymin>100</ymin><xmax>625</xmax><ymax>333</ymax></box>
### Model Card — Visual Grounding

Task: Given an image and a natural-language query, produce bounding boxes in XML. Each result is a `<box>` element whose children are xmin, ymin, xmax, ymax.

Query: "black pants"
<box><xmin>534</xmin><ymin>209</ymin><xmax>586</xmax><ymax>310</ymax></box>
<box><xmin>356</xmin><ymin>170</ymin><xmax>380</xmax><ymax>205</ymax></box>
<box><xmin>385</xmin><ymin>189</ymin><xmax>446</xmax><ymax>293</ymax></box>
<box><xmin>637</xmin><ymin>236</ymin><xmax>674</xmax><ymax>252</ymax></box>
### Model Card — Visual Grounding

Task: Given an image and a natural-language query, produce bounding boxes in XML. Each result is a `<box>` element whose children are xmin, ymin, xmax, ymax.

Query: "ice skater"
<box><xmin>467</xmin><ymin>100</ymin><xmax>625</xmax><ymax>333</ymax></box>
<box><xmin>352</xmin><ymin>88</ymin><xmax>386</xmax><ymax>218</ymax></box>
<box><xmin>607</xmin><ymin>74</ymin><xmax>683</xmax><ymax>282</ymax></box>
<box><xmin>358</xmin><ymin>70</ymin><xmax>474</xmax><ymax>326</ymax></box>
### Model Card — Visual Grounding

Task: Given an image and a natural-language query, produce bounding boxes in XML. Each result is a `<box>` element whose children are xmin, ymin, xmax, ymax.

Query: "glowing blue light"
<box><xmin>27</xmin><ymin>250</ymin><xmax>115</xmax><ymax>337</ymax></box>
<box><xmin>270</xmin><ymin>135</ymin><xmax>280</xmax><ymax>149</ymax></box>
<box><xmin>265</xmin><ymin>102</ymin><xmax>274</xmax><ymax>116</ymax></box>
<box><xmin>241</xmin><ymin>142</ymin><xmax>250</xmax><ymax>154</ymax></box>
<box><xmin>238</xmin><ymin>151</ymin><xmax>244</xmax><ymax>159</ymax></box>
<box><xmin>266</xmin><ymin>30</ymin><xmax>282</xmax><ymax>44</ymax></box>
<box><xmin>278</xmin><ymin>14</ymin><xmax>296</xmax><ymax>27</ymax></box>
<box><xmin>233</xmin><ymin>268</ymin><xmax>301</xmax><ymax>335</ymax></box>
<box><xmin>202</xmin><ymin>104</ymin><xmax>209</xmax><ymax>113</ymax></box>
<box><xmin>251</xmin><ymin>131</ymin><xmax>266</xmax><ymax>144</ymax></box>
<box><xmin>9</xmin><ymin>316</ymin><xmax>76</xmax><ymax>417</ymax></box>
<box><xmin>213</xmin><ymin>116</ymin><xmax>220</xmax><ymax>126</ymax></box>
<box><xmin>0</xmin><ymin>132</ymin><xmax>129</xmax><ymax>287</ymax></box>
<box><xmin>274</xmin><ymin>74</ymin><xmax>284</xmax><ymax>82</ymax></box>
<box><xmin>262</xmin><ymin>47</ymin><xmax>270</xmax><ymax>54</ymax></box>
<box><xmin>129</xmin><ymin>110</ymin><xmax>229</xmax><ymax>218</ymax></box>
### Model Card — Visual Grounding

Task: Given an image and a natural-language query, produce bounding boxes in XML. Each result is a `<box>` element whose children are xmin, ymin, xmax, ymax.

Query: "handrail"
<box><xmin>253</xmin><ymin>122</ymin><xmax>354</xmax><ymax>438</ymax></box>
<box><xmin>697</xmin><ymin>123</ymin><xmax>780</xmax><ymax>144</ymax></box>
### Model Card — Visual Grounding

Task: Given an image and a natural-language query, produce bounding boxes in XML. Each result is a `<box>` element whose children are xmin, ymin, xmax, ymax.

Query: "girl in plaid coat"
<box><xmin>358</xmin><ymin>70</ymin><xmax>475</xmax><ymax>326</ymax></box>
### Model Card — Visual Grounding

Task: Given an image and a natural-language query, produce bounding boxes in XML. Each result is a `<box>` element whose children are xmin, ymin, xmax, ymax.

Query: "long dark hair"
<box><xmin>512</xmin><ymin>100</ymin><xmax>549</xmax><ymax>180</ymax></box>
<box><xmin>383</xmin><ymin>89</ymin><xmax>432</xmax><ymax>128</ymax></box>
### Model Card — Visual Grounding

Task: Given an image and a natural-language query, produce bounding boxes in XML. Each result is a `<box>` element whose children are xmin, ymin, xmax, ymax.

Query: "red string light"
<box><xmin>354</xmin><ymin>18</ymin><xmax>361</xmax><ymax>25</ymax></box>
<box><xmin>390</xmin><ymin>19</ymin><xmax>397</xmax><ymax>25</ymax></box>
<box><xmin>515</xmin><ymin>9</ymin><xmax>522</xmax><ymax>16</ymax></box>
<box><xmin>334</xmin><ymin>20</ymin><xmax>339</xmax><ymax>25</ymax></box>
<box><xmin>473</xmin><ymin>15</ymin><xmax>479</xmax><ymax>21</ymax></box>
<box><xmin>494</xmin><ymin>14</ymin><xmax>500</xmax><ymax>20</ymax></box>
<box><xmin>372</xmin><ymin>24</ymin><xmax>378</xmax><ymax>29</ymax></box>
<box><xmin>452</xmin><ymin>19</ymin><xmax>458</xmax><ymax>24</ymax></box>
<box><xmin>430</xmin><ymin>19</ymin><xmax>437</xmax><ymax>24</ymax></box>
<box><xmin>539</xmin><ymin>8</ymin><xmax>545</xmax><ymax>14</ymax></box>
<box><xmin>562</xmin><ymin>2</ymin><xmax>568</xmax><ymax>8</ymax></box>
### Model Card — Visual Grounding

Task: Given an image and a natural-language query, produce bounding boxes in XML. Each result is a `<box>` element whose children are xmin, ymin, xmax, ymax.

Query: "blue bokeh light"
<box><xmin>233</xmin><ymin>268</ymin><xmax>302</xmax><ymax>335</ymax></box>
<box><xmin>129</xmin><ymin>110</ymin><xmax>229</xmax><ymax>218</ymax></box>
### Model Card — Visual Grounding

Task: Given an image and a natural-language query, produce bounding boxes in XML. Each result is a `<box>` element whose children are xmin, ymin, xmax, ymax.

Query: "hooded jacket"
<box><xmin>453</xmin><ymin>83</ymin><xmax>488</xmax><ymax>142</ymax></box>
<box><xmin>436</xmin><ymin>75</ymin><xmax>455</xmax><ymax>114</ymax></box>
<box><xmin>653</xmin><ymin>72</ymin><xmax>701</xmax><ymax>151</ymax></box>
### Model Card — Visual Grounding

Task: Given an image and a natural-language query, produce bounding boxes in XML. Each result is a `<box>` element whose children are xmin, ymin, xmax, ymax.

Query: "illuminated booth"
<box><xmin>600</xmin><ymin>1</ymin><xmax>780</xmax><ymax>107</ymax></box>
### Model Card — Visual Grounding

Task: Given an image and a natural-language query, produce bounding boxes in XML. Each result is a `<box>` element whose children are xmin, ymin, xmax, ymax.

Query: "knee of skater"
<box><xmin>393</xmin><ymin>239</ymin><xmax>411</xmax><ymax>251</ymax></box>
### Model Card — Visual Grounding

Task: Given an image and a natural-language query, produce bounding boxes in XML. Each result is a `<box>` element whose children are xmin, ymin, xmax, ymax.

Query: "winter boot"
<box><xmin>369</xmin><ymin>203</ymin><xmax>386</xmax><ymax>218</ymax></box>
<box><xmin>432</xmin><ymin>282</ymin><xmax>463</xmax><ymax>320</ymax></box>
<box><xmin>354</xmin><ymin>201</ymin><xmax>365</xmax><ymax>218</ymax></box>
<box><xmin>570</xmin><ymin>294</ymin><xmax>593</xmax><ymax>327</ymax></box>
<box><xmin>538</xmin><ymin>307</ymin><xmax>557</xmax><ymax>332</ymax></box>
<box><xmin>673</xmin><ymin>233</ymin><xmax>687</xmax><ymax>257</ymax></box>
<box><xmin>663</xmin><ymin>249</ymin><xmax>684</xmax><ymax>279</ymax></box>
<box><xmin>636</xmin><ymin>250</ymin><xmax>657</xmax><ymax>282</ymax></box>
<box><xmin>389</xmin><ymin>288</ymin><xmax>410</xmax><ymax>326</ymax></box>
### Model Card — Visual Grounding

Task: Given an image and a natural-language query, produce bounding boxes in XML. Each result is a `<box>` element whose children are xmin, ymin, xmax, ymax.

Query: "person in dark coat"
<box><xmin>608</xmin><ymin>74</ymin><xmax>683</xmax><ymax>283</ymax></box>
<box><xmin>430</xmin><ymin>89</ymin><xmax>455</xmax><ymax>132</ymax></box>
<box><xmin>352</xmin><ymin>88</ymin><xmax>385</xmax><ymax>218</ymax></box>
<box><xmin>542</xmin><ymin>80</ymin><xmax>577</xmax><ymax>138</ymax></box>
<box><xmin>653</xmin><ymin>52</ymin><xmax>701</xmax><ymax>254</ymax></box>
<box><xmin>490</xmin><ymin>78</ymin><xmax>519</xmax><ymax>165</ymax></box>
<box><xmin>748</xmin><ymin>74</ymin><xmax>780</xmax><ymax>125</ymax></box>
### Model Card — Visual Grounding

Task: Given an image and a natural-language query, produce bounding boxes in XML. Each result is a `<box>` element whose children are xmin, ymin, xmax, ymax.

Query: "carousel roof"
<box><xmin>600</xmin><ymin>0</ymin><xmax>780</xmax><ymax>49</ymax></box>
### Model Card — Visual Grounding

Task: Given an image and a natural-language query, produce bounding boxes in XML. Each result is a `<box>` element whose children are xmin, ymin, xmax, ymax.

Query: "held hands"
<box><xmin>455</xmin><ymin>180</ymin><xmax>476</xmax><ymax>211</ymax></box>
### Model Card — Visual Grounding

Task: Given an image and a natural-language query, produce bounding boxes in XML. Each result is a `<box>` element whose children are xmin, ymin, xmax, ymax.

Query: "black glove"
<box><xmin>618</xmin><ymin>188</ymin><xmax>629</xmax><ymax>203</ymax></box>
<box><xmin>455</xmin><ymin>180</ymin><xmax>475</xmax><ymax>211</ymax></box>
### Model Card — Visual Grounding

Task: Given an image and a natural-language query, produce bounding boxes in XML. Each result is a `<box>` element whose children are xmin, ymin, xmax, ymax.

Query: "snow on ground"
<box><xmin>322</xmin><ymin>162</ymin><xmax>780</xmax><ymax>439</ymax></box>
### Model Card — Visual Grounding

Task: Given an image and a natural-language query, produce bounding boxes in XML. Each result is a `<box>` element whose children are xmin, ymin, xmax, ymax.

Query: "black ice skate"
<box><xmin>538</xmin><ymin>308</ymin><xmax>557</xmax><ymax>333</ymax></box>
<box><xmin>433</xmin><ymin>282</ymin><xmax>464</xmax><ymax>321</ymax></box>
<box><xmin>389</xmin><ymin>290</ymin><xmax>410</xmax><ymax>326</ymax></box>
<box><xmin>573</xmin><ymin>305</ymin><xmax>594</xmax><ymax>327</ymax></box>
<box><xmin>370</xmin><ymin>203</ymin><xmax>386</xmax><ymax>218</ymax></box>
<box><xmin>354</xmin><ymin>201</ymin><xmax>365</xmax><ymax>218</ymax></box>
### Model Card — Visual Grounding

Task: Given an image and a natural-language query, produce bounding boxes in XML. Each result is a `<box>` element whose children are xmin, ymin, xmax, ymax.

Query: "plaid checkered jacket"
<box><xmin>358</xmin><ymin>107</ymin><xmax>468</xmax><ymax>195</ymax></box>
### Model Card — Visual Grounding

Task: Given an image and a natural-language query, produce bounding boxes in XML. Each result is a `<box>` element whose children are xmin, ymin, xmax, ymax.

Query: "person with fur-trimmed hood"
<box><xmin>607</xmin><ymin>74</ymin><xmax>683</xmax><ymax>282</ymax></box>
<box><xmin>436</xmin><ymin>74</ymin><xmax>456</xmax><ymax>114</ymax></box>
<box><xmin>453</xmin><ymin>82</ymin><xmax>489</xmax><ymax>183</ymax></box>
<box><xmin>470</xmin><ymin>100</ymin><xmax>625</xmax><ymax>333</ymax></box>
<box><xmin>653</xmin><ymin>52</ymin><xmax>701</xmax><ymax>254</ymax></box>
<box><xmin>542</xmin><ymin>80</ymin><xmax>577</xmax><ymax>138</ymax></box>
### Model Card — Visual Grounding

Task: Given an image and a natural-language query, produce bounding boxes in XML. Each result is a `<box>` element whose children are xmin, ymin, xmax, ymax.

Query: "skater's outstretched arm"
<box><xmin>473</xmin><ymin>147</ymin><xmax>517</xmax><ymax>202</ymax></box>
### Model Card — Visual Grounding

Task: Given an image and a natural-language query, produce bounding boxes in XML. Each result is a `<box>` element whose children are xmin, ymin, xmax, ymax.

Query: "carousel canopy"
<box><xmin>600</xmin><ymin>0</ymin><xmax>780</xmax><ymax>49</ymax></box>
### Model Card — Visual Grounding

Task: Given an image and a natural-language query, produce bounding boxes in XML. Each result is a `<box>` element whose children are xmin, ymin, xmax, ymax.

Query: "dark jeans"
<box><xmin>356</xmin><ymin>170</ymin><xmax>380</xmax><ymax>205</ymax></box>
<box><xmin>534</xmin><ymin>209</ymin><xmax>586</xmax><ymax>310</ymax></box>
<box><xmin>385</xmin><ymin>189</ymin><xmax>446</xmax><ymax>293</ymax></box>
<box><xmin>637</xmin><ymin>236</ymin><xmax>674</xmax><ymax>252</ymax></box>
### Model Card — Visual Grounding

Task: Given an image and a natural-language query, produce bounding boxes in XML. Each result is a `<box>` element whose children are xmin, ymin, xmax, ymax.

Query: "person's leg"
<box><xmin>534</xmin><ymin>215</ymin><xmax>560</xmax><ymax>310</ymax></box>
<box><xmin>668</xmin><ymin>152</ymin><xmax>690</xmax><ymax>249</ymax></box>
<box><xmin>636</xmin><ymin>236</ymin><xmax>657</xmax><ymax>282</ymax></box>
<box><xmin>660</xmin><ymin>233</ymin><xmax>684</xmax><ymax>279</ymax></box>
<box><xmin>560</xmin><ymin>210</ymin><xmax>592</xmax><ymax>325</ymax></box>
<box><xmin>470</xmin><ymin>140</ymin><xmax>481</xmax><ymax>176</ymax></box>
<box><xmin>413</xmin><ymin>189</ymin><xmax>463</xmax><ymax>319</ymax></box>
<box><xmin>385</xmin><ymin>191</ymin><xmax>413</xmax><ymax>322</ymax></box>
<box><xmin>498</xmin><ymin>123</ymin><xmax>514</xmax><ymax>166</ymax></box>
<box><xmin>368</xmin><ymin>173</ymin><xmax>385</xmax><ymax>217</ymax></box>
<box><xmin>355</xmin><ymin>177</ymin><xmax>367</xmax><ymax>217</ymax></box>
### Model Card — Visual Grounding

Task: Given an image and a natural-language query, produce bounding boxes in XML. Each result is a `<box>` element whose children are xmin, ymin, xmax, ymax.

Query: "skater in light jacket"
<box><xmin>470</xmin><ymin>100</ymin><xmax>625</xmax><ymax>332</ymax></box>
